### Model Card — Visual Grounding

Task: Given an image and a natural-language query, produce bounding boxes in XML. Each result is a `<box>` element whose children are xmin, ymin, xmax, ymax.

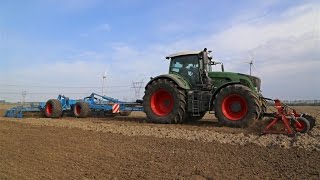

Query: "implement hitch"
<box><xmin>261</xmin><ymin>98</ymin><xmax>316</xmax><ymax>136</ymax></box>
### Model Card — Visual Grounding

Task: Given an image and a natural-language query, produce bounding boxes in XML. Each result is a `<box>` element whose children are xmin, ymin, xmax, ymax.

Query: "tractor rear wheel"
<box><xmin>143</xmin><ymin>79</ymin><xmax>186</xmax><ymax>124</ymax></box>
<box><xmin>214</xmin><ymin>84</ymin><xmax>260</xmax><ymax>128</ymax></box>
<box><xmin>74</xmin><ymin>101</ymin><xmax>90</xmax><ymax>118</ymax></box>
<box><xmin>44</xmin><ymin>99</ymin><xmax>62</xmax><ymax>118</ymax></box>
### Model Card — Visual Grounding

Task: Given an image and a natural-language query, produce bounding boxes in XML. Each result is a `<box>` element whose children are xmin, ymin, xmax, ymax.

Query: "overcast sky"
<box><xmin>0</xmin><ymin>0</ymin><xmax>319</xmax><ymax>102</ymax></box>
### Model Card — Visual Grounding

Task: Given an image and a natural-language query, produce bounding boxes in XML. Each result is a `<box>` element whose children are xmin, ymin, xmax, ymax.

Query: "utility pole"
<box><xmin>131</xmin><ymin>80</ymin><xmax>144</xmax><ymax>100</ymax></box>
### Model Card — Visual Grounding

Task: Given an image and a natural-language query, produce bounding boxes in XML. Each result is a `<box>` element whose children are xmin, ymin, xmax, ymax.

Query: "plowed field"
<box><xmin>0</xmin><ymin>106</ymin><xmax>319</xmax><ymax>179</ymax></box>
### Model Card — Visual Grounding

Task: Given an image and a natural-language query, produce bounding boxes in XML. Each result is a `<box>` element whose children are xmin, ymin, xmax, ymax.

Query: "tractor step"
<box><xmin>188</xmin><ymin>91</ymin><xmax>204</xmax><ymax>116</ymax></box>
<box><xmin>192</xmin><ymin>99</ymin><xmax>200</xmax><ymax>116</ymax></box>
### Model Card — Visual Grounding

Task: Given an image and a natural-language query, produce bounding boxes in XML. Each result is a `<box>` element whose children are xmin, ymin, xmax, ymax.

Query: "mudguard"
<box><xmin>145</xmin><ymin>74</ymin><xmax>191</xmax><ymax>90</ymax></box>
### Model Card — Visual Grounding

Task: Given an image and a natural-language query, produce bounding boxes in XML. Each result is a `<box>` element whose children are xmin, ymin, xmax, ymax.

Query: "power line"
<box><xmin>131</xmin><ymin>80</ymin><xmax>144</xmax><ymax>100</ymax></box>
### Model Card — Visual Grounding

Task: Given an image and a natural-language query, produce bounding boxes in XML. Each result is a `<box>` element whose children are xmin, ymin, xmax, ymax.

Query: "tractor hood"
<box><xmin>237</xmin><ymin>73</ymin><xmax>261</xmax><ymax>92</ymax></box>
<box><xmin>208</xmin><ymin>71</ymin><xmax>261</xmax><ymax>92</ymax></box>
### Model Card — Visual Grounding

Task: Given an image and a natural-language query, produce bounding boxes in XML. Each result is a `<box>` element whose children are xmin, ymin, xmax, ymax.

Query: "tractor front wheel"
<box><xmin>143</xmin><ymin>79</ymin><xmax>186</xmax><ymax>124</ymax></box>
<box><xmin>214</xmin><ymin>84</ymin><xmax>260</xmax><ymax>128</ymax></box>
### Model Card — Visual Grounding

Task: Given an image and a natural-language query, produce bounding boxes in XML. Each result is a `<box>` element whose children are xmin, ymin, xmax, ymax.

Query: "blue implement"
<box><xmin>4</xmin><ymin>93</ymin><xmax>144</xmax><ymax>118</ymax></box>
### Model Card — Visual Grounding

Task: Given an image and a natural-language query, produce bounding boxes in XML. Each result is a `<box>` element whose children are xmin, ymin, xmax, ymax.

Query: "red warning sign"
<box><xmin>112</xmin><ymin>104</ymin><xmax>120</xmax><ymax>113</ymax></box>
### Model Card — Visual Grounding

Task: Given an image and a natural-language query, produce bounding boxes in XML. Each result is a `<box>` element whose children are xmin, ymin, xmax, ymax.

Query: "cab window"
<box><xmin>169</xmin><ymin>55</ymin><xmax>200</xmax><ymax>85</ymax></box>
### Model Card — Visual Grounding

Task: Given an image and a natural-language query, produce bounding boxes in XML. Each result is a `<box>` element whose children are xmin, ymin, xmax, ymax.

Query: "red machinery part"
<box><xmin>150</xmin><ymin>89</ymin><xmax>174</xmax><ymax>116</ymax></box>
<box><xmin>221</xmin><ymin>94</ymin><xmax>248</xmax><ymax>121</ymax></box>
<box><xmin>262</xmin><ymin>99</ymin><xmax>313</xmax><ymax>136</ymax></box>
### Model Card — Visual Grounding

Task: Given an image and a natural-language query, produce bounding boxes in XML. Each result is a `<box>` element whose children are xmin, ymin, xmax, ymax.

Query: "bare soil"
<box><xmin>0</xmin><ymin>104</ymin><xmax>16</xmax><ymax>117</ymax></box>
<box><xmin>0</xmin><ymin>106</ymin><xmax>319</xmax><ymax>179</ymax></box>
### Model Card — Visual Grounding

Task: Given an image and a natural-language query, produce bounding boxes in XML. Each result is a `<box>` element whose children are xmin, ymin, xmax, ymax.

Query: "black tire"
<box><xmin>104</xmin><ymin>111</ymin><xmax>116</xmax><ymax>117</ymax></box>
<box><xmin>44</xmin><ymin>99</ymin><xmax>62</xmax><ymax>118</ymax></box>
<box><xmin>103</xmin><ymin>111</ymin><xmax>117</xmax><ymax>117</ymax></box>
<box><xmin>292</xmin><ymin>117</ymin><xmax>310</xmax><ymax>133</ymax></box>
<box><xmin>301</xmin><ymin>114</ymin><xmax>316</xmax><ymax>130</ymax></box>
<box><xmin>184</xmin><ymin>112</ymin><xmax>206</xmax><ymax>122</ymax></box>
<box><xmin>258</xmin><ymin>97</ymin><xmax>267</xmax><ymax>119</ymax></box>
<box><xmin>74</xmin><ymin>101</ymin><xmax>90</xmax><ymax>118</ymax></box>
<box><xmin>261</xmin><ymin>98</ymin><xmax>267</xmax><ymax>114</ymax></box>
<box><xmin>143</xmin><ymin>78</ymin><xmax>186</xmax><ymax>124</ymax></box>
<box><xmin>119</xmin><ymin>111</ymin><xmax>132</xmax><ymax>116</ymax></box>
<box><xmin>214</xmin><ymin>84</ymin><xmax>260</xmax><ymax>128</ymax></box>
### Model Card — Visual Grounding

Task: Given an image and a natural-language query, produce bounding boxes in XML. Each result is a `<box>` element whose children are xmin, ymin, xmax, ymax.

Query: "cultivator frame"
<box><xmin>4</xmin><ymin>103</ymin><xmax>43</xmax><ymax>118</ymax></box>
<box><xmin>84</xmin><ymin>93</ymin><xmax>143</xmax><ymax>113</ymax></box>
<box><xmin>261</xmin><ymin>98</ymin><xmax>316</xmax><ymax>136</ymax></box>
<box><xmin>4</xmin><ymin>93</ymin><xmax>144</xmax><ymax>118</ymax></box>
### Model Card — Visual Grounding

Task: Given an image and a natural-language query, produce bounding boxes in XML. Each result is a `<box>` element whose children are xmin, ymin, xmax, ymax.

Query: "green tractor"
<box><xmin>143</xmin><ymin>48</ymin><xmax>265</xmax><ymax>128</ymax></box>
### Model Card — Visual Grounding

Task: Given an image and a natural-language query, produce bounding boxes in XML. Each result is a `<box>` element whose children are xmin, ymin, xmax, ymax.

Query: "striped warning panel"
<box><xmin>112</xmin><ymin>104</ymin><xmax>120</xmax><ymax>113</ymax></box>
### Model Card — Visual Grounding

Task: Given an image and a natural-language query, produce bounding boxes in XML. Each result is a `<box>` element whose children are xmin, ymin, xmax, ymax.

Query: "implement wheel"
<box><xmin>292</xmin><ymin>117</ymin><xmax>310</xmax><ymax>133</ymax></box>
<box><xmin>143</xmin><ymin>79</ymin><xmax>186</xmax><ymax>124</ymax></box>
<box><xmin>301</xmin><ymin>114</ymin><xmax>316</xmax><ymax>130</ymax></box>
<box><xmin>74</xmin><ymin>101</ymin><xmax>90</xmax><ymax>118</ymax></box>
<box><xmin>214</xmin><ymin>84</ymin><xmax>260</xmax><ymax>128</ymax></box>
<box><xmin>44</xmin><ymin>99</ymin><xmax>62</xmax><ymax>118</ymax></box>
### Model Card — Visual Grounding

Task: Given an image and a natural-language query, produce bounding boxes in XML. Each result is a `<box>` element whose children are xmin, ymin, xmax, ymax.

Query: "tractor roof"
<box><xmin>166</xmin><ymin>51</ymin><xmax>200</xmax><ymax>59</ymax></box>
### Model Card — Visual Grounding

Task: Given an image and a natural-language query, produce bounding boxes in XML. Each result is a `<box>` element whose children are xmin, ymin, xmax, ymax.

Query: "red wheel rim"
<box><xmin>46</xmin><ymin>103</ymin><xmax>53</xmax><ymax>116</ymax></box>
<box><xmin>150</xmin><ymin>89</ymin><xmax>174</xmax><ymax>116</ymax></box>
<box><xmin>222</xmin><ymin>94</ymin><xmax>248</xmax><ymax>121</ymax></box>
<box><xmin>294</xmin><ymin>120</ymin><xmax>305</xmax><ymax>131</ymax></box>
<box><xmin>75</xmin><ymin>105</ymin><xmax>81</xmax><ymax>115</ymax></box>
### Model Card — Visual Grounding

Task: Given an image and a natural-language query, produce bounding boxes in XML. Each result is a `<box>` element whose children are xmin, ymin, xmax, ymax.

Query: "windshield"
<box><xmin>169</xmin><ymin>55</ymin><xmax>200</xmax><ymax>85</ymax></box>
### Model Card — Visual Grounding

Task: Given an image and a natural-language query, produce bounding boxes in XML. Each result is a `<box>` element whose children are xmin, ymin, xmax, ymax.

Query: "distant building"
<box><xmin>0</xmin><ymin>100</ymin><xmax>5</xmax><ymax>104</ymax></box>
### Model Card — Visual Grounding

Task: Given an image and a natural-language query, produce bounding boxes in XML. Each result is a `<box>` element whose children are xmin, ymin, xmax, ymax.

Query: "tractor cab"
<box><xmin>166</xmin><ymin>52</ymin><xmax>201</xmax><ymax>86</ymax></box>
<box><xmin>166</xmin><ymin>49</ymin><xmax>213</xmax><ymax>89</ymax></box>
